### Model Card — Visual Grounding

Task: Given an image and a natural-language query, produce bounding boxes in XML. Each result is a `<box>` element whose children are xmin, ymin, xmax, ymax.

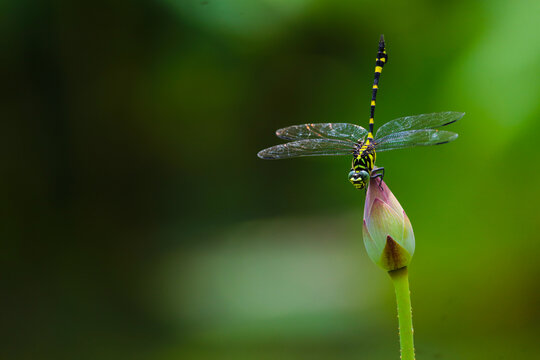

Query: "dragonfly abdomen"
<box><xmin>368</xmin><ymin>36</ymin><xmax>388</xmax><ymax>139</ymax></box>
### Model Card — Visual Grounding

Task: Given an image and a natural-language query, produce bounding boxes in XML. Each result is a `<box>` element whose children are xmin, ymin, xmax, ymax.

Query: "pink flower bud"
<box><xmin>363</xmin><ymin>178</ymin><xmax>415</xmax><ymax>271</ymax></box>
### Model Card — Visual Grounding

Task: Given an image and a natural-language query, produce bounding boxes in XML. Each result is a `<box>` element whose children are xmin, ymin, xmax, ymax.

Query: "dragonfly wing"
<box><xmin>276</xmin><ymin>123</ymin><xmax>367</xmax><ymax>143</ymax></box>
<box><xmin>375</xmin><ymin>112</ymin><xmax>464</xmax><ymax>140</ymax></box>
<box><xmin>258</xmin><ymin>139</ymin><xmax>354</xmax><ymax>159</ymax></box>
<box><xmin>375</xmin><ymin>129</ymin><xmax>458</xmax><ymax>152</ymax></box>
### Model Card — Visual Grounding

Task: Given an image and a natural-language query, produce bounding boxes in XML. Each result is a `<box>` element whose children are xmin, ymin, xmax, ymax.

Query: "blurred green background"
<box><xmin>3</xmin><ymin>0</ymin><xmax>540</xmax><ymax>359</ymax></box>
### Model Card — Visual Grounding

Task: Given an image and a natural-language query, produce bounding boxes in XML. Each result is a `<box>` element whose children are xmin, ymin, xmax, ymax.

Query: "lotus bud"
<box><xmin>363</xmin><ymin>178</ymin><xmax>415</xmax><ymax>271</ymax></box>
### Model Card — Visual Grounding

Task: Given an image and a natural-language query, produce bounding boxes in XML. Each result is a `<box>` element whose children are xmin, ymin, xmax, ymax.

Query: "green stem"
<box><xmin>388</xmin><ymin>266</ymin><xmax>415</xmax><ymax>360</ymax></box>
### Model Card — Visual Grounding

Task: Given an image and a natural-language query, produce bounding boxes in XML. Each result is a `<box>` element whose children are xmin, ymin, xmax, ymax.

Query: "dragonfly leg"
<box><xmin>372</xmin><ymin>167</ymin><xmax>385</xmax><ymax>177</ymax></box>
<box><xmin>371</xmin><ymin>167</ymin><xmax>385</xmax><ymax>189</ymax></box>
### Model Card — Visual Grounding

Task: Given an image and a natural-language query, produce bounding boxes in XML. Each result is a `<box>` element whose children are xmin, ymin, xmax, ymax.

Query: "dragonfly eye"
<box><xmin>348</xmin><ymin>170</ymin><xmax>369</xmax><ymax>190</ymax></box>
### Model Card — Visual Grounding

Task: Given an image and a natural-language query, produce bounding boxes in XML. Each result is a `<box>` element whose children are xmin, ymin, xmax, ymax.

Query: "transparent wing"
<box><xmin>375</xmin><ymin>129</ymin><xmax>458</xmax><ymax>152</ymax></box>
<box><xmin>276</xmin><ymin>123</ymin><xmax>367</xmax><ymax>143</ymax></box>
<box><xmin>258</xmin><ymin>139</ymin><xmax>354</xmax><ymax>160</ymax></box>
<box><xmin>375</xmin><ymin>112</ymin><xmax>464</xmax><ymax>140</ymax></box>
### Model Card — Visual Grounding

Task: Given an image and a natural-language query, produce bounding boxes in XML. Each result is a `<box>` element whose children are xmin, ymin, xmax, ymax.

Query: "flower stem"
<box><xmin>388</xmin><ymin>266</ymin><xmax>415</xmax><ymax>360</ymax></box>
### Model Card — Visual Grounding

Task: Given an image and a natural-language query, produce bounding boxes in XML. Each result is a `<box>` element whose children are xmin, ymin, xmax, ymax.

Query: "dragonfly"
<box><xmin>257</xmin><ymin>35</ymin><xmax>464</xmax><ymax>190</ymax></box>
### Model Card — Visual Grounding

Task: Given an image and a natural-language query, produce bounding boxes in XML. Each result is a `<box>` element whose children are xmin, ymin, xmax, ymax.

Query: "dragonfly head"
<box><xmin>348</xmin><ymin>170</ymin><xmax>370</xmax><ymax>190</ymax></box>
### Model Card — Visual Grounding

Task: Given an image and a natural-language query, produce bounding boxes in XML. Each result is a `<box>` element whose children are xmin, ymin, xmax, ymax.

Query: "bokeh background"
<box><xmin>3</xmin><ymin>0</ymin><xmax>540</xmax><ymax>359</ymax></box>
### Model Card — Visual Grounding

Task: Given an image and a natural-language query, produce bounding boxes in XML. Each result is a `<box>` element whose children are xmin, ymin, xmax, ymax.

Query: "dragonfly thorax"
<box><xmin>349</xmin><ymin>144</ymin><xmax>376</xmax><ymax>190</ymax></box>
<box><xmin>353</xmin><ymin>144</ymin><xmax>376</xmax><ymax>170</ymax></box>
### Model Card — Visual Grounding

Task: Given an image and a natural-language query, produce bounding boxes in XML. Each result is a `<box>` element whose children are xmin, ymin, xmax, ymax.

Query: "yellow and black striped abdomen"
<box><xmin>368</xmin><ymin>36</ymin><xmax>388</xmax><ymax>138</ymax></box>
